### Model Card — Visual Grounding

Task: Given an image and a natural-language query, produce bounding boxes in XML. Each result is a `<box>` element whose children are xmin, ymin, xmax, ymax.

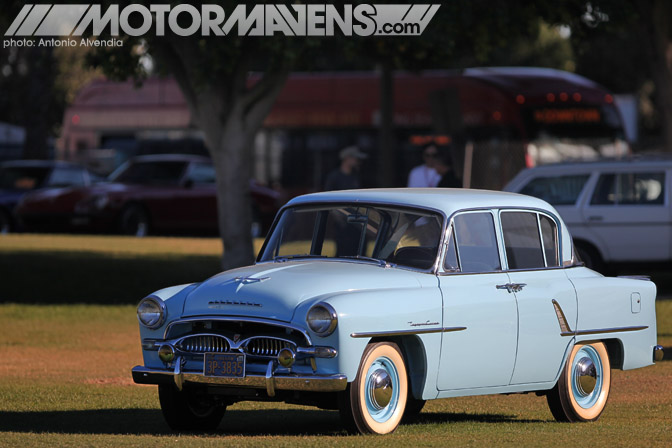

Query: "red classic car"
<box><xmin>17</xmin><ymin>154</ymin><xmax>280</xmax><ymax>237</ymax></box>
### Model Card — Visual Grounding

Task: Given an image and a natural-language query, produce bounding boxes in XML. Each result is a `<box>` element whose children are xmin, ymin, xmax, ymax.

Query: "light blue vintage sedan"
<box><xmin>132</xmin><ymin>188</ymin><xmax>663</xmax><ymax>434</ymax></box>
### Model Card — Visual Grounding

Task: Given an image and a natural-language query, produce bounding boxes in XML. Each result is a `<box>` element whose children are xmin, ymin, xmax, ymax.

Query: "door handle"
<box><xmin>496</xmin><ymin>283</ymin><xmax>527</xmax><ymax>293</ymax></box>
<box><xmin>587</xmin><ymin>215</ymin><xmax>603</xmax><ymax>221</ymax></box>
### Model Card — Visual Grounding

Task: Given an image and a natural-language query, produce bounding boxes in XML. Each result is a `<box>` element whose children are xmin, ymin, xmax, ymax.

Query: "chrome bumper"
<box><xmin>654</xmin><ymin>345</ymin><xmax>664</xmax><ymax>362</ymax></box>
<box><xmin>132</xmin><ymin>361</ymin><xmax>347</xmax><ymax>397</ymax></box>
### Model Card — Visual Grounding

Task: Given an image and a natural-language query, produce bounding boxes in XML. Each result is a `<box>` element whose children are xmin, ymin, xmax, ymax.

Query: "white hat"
<box><xmin>339</xmin><ymin>146</ymin><xmax>368</xmax><ymax>160</ymax></box>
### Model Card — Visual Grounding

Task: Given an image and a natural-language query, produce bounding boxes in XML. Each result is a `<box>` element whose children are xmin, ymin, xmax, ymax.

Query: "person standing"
<box><xmin>324</xmin><ymin>146</ymin><xmax>368</xmax><ymax>191</ymax></box>
<box><xmin>407</xmin><ymin>145</ymin><xmax>441</xmax><ymax>187</ymax></box>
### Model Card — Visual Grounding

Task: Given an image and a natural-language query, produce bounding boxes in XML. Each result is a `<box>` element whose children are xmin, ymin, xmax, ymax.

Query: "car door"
<box><xmin>580</xmin><ymin>169</ymin><xmax>670</xmax><ymax>262</ymax></box>
<box><xmin>499</xmin><ymin>210</ymin><xmax>578</xmax><ymax>384</ymax></box>
<box><xmin>437</xmin><ymin>210</ymin><xmax>518</xmax><ymax>390</ymax></box>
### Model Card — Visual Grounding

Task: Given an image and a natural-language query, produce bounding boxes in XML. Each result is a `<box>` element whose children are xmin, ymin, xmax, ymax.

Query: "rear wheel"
<box><xmin>547</xmin><ymin>341</ymin><xmax>611</xmax><ymax>422</ymax></box>
<box><xmin>0</xmin><ymin>209</ymin><xmax>10</xmax><ymax>234</ymax></box>
<box><xmin>120</xmin><ymin>204</ymin><xmax>149</xmax><ymax>237</ymax></box>
<box><xmin>158</xmin><ymin>385</ymin><xmax>226</xmax><ymax>431</ymax></box>
<box><xmin>339</xmin><ymin>342</ymin><xmax>408</xmax><ymax>434</ymax></box>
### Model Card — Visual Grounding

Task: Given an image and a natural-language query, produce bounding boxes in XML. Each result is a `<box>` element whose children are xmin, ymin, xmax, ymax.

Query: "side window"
<box><xmin>501</xmin><ymin>211</ymin><xmax>545</xmax><ymax>269</ymax></box>
<box><xmin>452</xmin><ymin>213</ymin><xmax>501</xmax><ymax>273</ymax></box>
<box><xmin>520</xmin><ymin>174</ymin><xmax>590</xmax><ymax>205</ymax></box>
<box><xmin>591</xmin><ymin>172</ymin><xmax>665</xmax><ymax>205</ymax></box>
<box><xmin>186</xmin><ymin>163</ymin><xmax>216</xmax><ymax>185</ymax></box>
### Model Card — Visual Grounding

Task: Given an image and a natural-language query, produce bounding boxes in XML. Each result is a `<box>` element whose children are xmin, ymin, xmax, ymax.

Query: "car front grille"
<box><xmin>174</xmin><ymin>334</ymin><xmax>297</xmax><ymax>359</ymax></box>
<box><xmin>177</xmin><ymin>335</ymin><xmax>230</xmax><ymax>353</ymax></box>
<box><xmin>243</xmin><ymin>337</ymin><xmax>296</xmax><ymax>357</ymax></box>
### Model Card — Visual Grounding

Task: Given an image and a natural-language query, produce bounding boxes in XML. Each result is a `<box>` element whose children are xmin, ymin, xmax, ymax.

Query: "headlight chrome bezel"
<box><xmin>137</xmin><ymin>297</ymin><xmax>166</xmax><ymax>329</ymax></box>
<box><xmin>306</xmin><ymin>302</ymin><xmax>338</xmax><ymax>337</ymax></box>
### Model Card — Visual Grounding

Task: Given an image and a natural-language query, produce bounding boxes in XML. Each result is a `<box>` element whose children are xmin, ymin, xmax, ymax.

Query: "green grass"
<box><xmin>0</xmin><ymin>302</ymin><xmax>670</xmax><ymax>447</ymax></box>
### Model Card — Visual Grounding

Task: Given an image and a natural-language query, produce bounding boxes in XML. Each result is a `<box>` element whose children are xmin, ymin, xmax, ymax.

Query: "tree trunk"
<box><xmin>378</xmin><ymin>62</ymin><xmax>396</xmax><ymax>187</ymax></box>
<box><xmin>638</xmin><ymin>0</ymin><xmax>672</xmax><ymax>152</ymax></box>
<box><xmin>21</xmin><ymin>46</ymin><xmax>55</xmax><ymax>159</ymax></box>
<box><xmin>189</xmin><ymin>77</ymin><xmax>288</xmax><ymax>270</ymax></box>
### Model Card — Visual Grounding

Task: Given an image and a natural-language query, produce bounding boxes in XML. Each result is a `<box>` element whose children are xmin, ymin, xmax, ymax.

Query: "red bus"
<box><xmin>60</xmin><ymin>67</ymin><xmax>627</xmax><ymax>190</ymax></box>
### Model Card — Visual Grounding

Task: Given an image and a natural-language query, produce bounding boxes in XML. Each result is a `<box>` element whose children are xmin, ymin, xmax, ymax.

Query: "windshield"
<box><xmin>259</xmin><ymin>204</ymin><xmax>444</xmax><ymax>270</ymax></box>
<box><xmin>109</xmin><ymin>161</ymin><xmax>187</xmax><ymax>185</ymax></box>
<box><xmin>0</xmin><ymin>166</ymin><xmax>51</xmax><ymax>190</ymax></box>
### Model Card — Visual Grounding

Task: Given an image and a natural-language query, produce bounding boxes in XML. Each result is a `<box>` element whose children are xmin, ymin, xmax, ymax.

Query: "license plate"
<box><xmin>204</xmin><ymin>353</ymin><xmax>246</xmax><ymax>378</ymax></box>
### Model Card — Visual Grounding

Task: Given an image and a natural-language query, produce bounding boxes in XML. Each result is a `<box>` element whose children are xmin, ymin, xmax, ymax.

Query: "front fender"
<box><xmin>294</xmin><ymin>286</ymin><xmax>443</xmax><ymax>384</ymax></box>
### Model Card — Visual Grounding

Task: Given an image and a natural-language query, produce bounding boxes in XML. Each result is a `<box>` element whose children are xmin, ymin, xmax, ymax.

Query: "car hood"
<box><xmin>181</xmin><ymin>260</ymin><xmax>426</xmax><ymax>322</ymax></box>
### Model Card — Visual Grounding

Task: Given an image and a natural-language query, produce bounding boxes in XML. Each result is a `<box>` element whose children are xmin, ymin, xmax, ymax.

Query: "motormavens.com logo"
<box><xmin>5</xmin><ymin>4</ymin><xmax>441</xmax><ymax>38</ymax></box>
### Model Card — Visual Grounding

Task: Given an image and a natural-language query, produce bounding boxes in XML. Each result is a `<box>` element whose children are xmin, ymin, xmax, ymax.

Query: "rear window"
<box><xmin>520</xmin><ymin>174</ymin><xmax>589</xmax><ymax>205</ymax></box>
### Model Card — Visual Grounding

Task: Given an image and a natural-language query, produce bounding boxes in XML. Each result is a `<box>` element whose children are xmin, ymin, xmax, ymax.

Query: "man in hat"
<box><xmin>324</xmin><ymin>146</ymin><xmax>367</xmax><ymax>191</ymax></box>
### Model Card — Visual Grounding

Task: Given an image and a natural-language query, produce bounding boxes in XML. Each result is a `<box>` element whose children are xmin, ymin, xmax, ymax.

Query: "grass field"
<box><xmin>0</xmin><ymin>302</ymin><xmax>670</xmax><ymax>447</ymax></box>
<box><xmin>0</xmin><ymin>234</ymin><xmax>670</xmax><ymax>446</ymax></box>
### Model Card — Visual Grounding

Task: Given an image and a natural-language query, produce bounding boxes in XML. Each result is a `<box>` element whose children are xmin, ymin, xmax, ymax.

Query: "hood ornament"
<box><xmin>234</xmin><ymin>276</ymin><xmax>270</xmax><ymax>284</ymax></box>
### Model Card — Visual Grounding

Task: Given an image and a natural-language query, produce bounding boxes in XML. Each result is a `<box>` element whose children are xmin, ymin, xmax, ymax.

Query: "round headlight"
<box><xmin>137</xmin><ymin>297</ymin><xmax>166</xmax><ymax>329</ymax></box>
<box><xmin>306</xmin><ymin>303</ymin><xmax>337</xmax><ymax>337</ymax></box>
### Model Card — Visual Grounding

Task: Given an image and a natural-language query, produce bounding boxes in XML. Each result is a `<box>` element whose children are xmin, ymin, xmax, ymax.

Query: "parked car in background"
<box><xmin>132</xmin><ymin>188</ymin><xmax>661</xmax><ymax>434</ymax></box>
<box><xmin>0</xmin><ymin>160</ymin><xmax>97</xmax><ymax>233</ymax></box>
<box><xmin>17</xmin><ymin>154</ymin><xmax>280</xmax><ymax>237</ymax></box>
<box><xmin>504</xmin><ymin>158</ymin><xmax>671</xmax><ymax>271</ymax></box>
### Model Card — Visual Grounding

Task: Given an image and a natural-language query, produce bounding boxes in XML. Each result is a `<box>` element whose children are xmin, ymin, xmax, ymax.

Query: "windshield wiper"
<box><xmin>338</xmin><ymin>255</ymin><xmax>390</xmax><ymax>267</ymax></box>
<box><xmin>273</xmin><ymin>254</ymin><xmax>325</xmax><ymax>262</ymax></box>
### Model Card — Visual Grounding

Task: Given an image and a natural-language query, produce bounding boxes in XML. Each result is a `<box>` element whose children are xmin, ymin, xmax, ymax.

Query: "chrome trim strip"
<box><xmin>561</xmin><ymin>325</ymin><xmax>649</xmax><ymax>337</ymax></box>
<box><xmin>350</xmin><ymin>326</ymin><xmax>466</xmax><ymax>338</ymax></box>
<box><xmin>132</xmin><ymin>365</ymin><xmax>348</xmax><ymax>392</ymax></box>
<box><xmin>552</xmin><ymin>299</ymin><xmax>572</xmax><ymax>334</ymax></box>
<box><xmin>163</xmin><ymin>316</ymin><xmax>313</xmax><ymax>346</ymax></box>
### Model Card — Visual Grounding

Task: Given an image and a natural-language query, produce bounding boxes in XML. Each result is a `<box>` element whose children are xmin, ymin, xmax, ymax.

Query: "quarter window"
<box><xmin>450</xmin><ymin>213</ymin><xmax>501</xmax><ymax>273</ymax></box>
<box><xmin>539</xmin><ymin>215</ymin><xmax>559</xmax><ymax>267</ymax></box>
<box><xmin>591</xmin><ymin>172</ymin><xmax>665</xmax><ymax>205</ymax></box>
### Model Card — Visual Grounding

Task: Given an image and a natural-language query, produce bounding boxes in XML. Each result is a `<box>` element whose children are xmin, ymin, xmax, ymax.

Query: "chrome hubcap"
<box><xmin>368</xmin><ymin>368</ymin><xmax>393</xmax><ymax>410</ymax></box>
<box><xmin>574</xmin><ymin>356</ymin><xmax>597</xmax><ymax>395</ymax></box>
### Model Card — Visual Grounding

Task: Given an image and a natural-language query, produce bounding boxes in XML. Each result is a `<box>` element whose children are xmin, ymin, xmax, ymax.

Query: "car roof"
<box><xmin>287</xmin><ymin>188</ymin><xmax>555</xmax><ymax>217</ymax></box>
<box><xmin>521</xmin><ymin>156</ymin><xmax>672</xmax><ymax>172</ymax></box>
<box><xmin>129</xmin><ymin>154</ymin><xmax>211</xmax><ymax>163</ymax></box>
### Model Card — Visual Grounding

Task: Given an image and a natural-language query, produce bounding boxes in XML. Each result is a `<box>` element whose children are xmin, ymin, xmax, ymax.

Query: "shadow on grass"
<box><xmin>0</xmin><ymin>408</ymin><xmax>540</xmax><ymax>436</ymax></box>
<box><xmin>0</xmin><ymin>250</ymin><xmax>221</xmax><ymax>304</ymax></box>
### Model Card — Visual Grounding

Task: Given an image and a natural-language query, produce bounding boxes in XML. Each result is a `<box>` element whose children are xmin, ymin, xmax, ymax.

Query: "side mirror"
<box><xmin>183</xmin><ymin>179</ymin><xmax>194</xmax><ymax>189</ymax></box>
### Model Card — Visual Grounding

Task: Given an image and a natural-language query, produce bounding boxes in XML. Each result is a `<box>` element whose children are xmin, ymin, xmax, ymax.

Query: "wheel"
<box><xmin>547</xmin><ymin>341</ymin><xmax>611</xmax><ymax>422</ymax></box>
<box><xmin>575</xmin><ymin>243</ymin><xmax>604</xmax><ymax>273</ymax></box>
<box><xmin>0</xmin><ymin>209</ymin><xmax>10</xmax><ymax>234</ymax></box>
<box><xmin>339</xmin><ymin>342</ymin><xmax>408</xmax><ymax>434</ymax></box>
<box><xmin>158</xmin><ymin>385</ymin><xmax>226</xmax><ymax>431</ymax></box>
<box><xmin>120</xmin><ymin>204</ymin><xmax>149</xmax><ymax>237</ymax></box>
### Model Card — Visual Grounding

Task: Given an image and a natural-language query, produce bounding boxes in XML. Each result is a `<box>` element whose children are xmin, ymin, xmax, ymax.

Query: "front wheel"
<box><xmin>547</xmin><ymin>341</ymin><xmax>611</xmax><ymax>422</ymax></box>
<box><xmin>158</xmin><ymin>385</ymin><xmax>226</xmax><ymax>431</ymax></box>
<box><xmin>339</xmin><ymin>342</ymin><xmax>408</xmax><ymax>434</ymax></box>
<box><xmin>120</xmin><ymin>204</ymin><xmax>149</xmax><ymax>237</ymax></box>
